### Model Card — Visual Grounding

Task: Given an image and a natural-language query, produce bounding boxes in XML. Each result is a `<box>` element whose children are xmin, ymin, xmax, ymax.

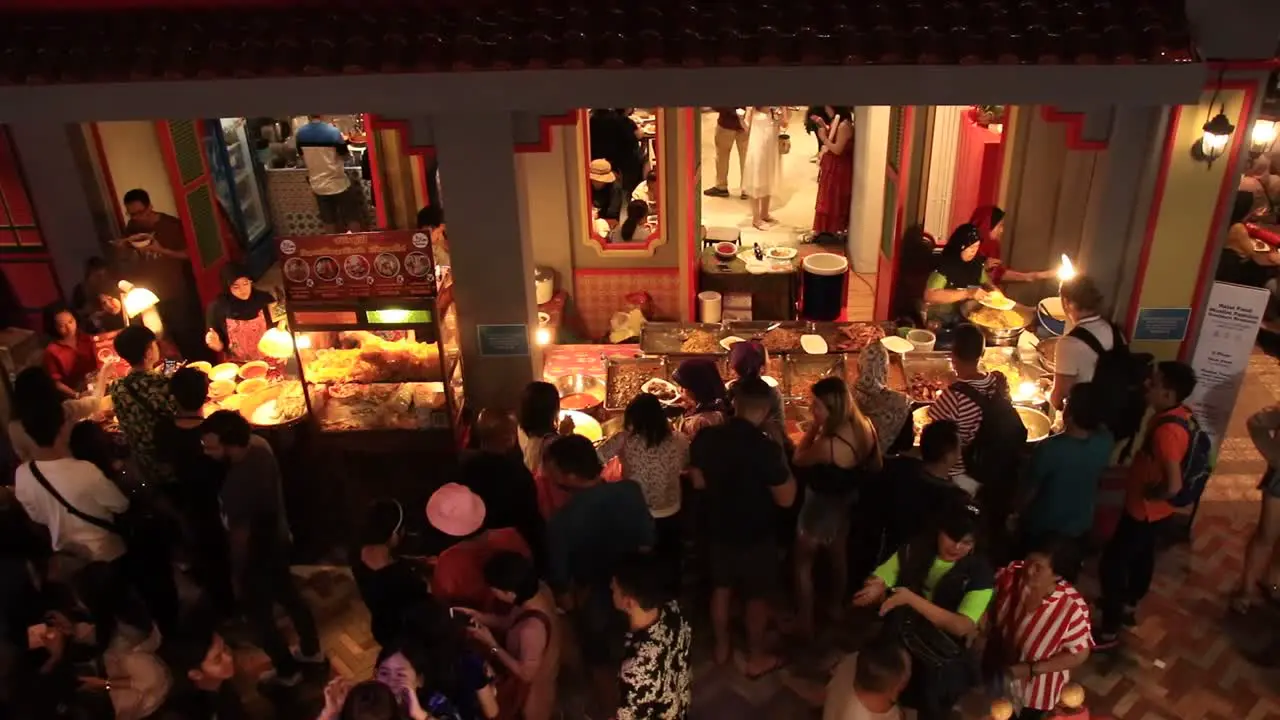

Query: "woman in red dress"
<box><xmin>812</xmin><ymin>106</ymin><xmax>855</xmax><ymax>235</ymax></box>
<box><xmin>42</xmin><ymin>303</ymin><xmax>98</xmax><ymax>398</ymax></box>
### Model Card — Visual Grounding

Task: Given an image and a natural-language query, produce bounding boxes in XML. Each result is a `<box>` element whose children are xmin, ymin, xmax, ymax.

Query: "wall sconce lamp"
<box><xmin>1251</xmin><ymin>119</ymin><xmax>1277</xmax><ymax>157</ymax></box>
<box><xmin>1191</xmin><ymin>72</ymin><xmax>1235</xmax><ymax>168</ymax></box>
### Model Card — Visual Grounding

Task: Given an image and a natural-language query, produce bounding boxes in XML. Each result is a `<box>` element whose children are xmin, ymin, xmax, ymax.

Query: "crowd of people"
<box><xmin>4</xmin><ymin>263</ymin><xmax>1276</xmax><ymax>720</ymax></box>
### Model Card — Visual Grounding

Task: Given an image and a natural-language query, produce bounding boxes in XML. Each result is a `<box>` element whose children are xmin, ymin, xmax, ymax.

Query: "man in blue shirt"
<box><xmin>1019</xmin><ymin>383</ymin><xmax>1112</xmax><ymax>582</ymax></box>
<box><xmin>292</xmin><ymin>115</ymin><xmax>366</xmax><ymax>232</ymax></box>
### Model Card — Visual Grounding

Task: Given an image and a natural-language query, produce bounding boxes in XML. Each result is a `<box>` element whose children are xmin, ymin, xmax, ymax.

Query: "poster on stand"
<box><xmin>1187</xmin><ymin>281</ymin><xmax>1269</xmax><ymax>448</ymax></box>
<box><xmin>277</xmin><ymin>231</ymin><xmax>436</xmax><ymax>301</ymax></box>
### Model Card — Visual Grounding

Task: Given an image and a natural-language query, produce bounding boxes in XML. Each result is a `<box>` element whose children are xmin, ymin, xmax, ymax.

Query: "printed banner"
<box><xmin>1187</xmin><ymin>282</ymin><xmax>1269</xmax><ymax>448</ymax></box>
<box><xmin>277</xmin><ymin>231</ymin><xmax>436</xmax><ymax>301</ymax></box>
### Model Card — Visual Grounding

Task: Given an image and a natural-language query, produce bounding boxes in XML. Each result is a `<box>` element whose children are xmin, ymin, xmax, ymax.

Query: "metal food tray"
<box><xmin>901</xmin><ymin>352</ymin><xmax>956</xmax><ymax>404</ymax></box>
<box><xmin>980</xmin><ymin>347</ymin><xmax>1048</xmax><ymax>387</ymax></box>
<box><xmin>604</xmin><ymin>355</ymin><xmax>669</xmax><ymax>411</ymax></box>
<box><xmin>724</xmin><ymin>320</ymin><xmax>814</xmax><ymax>354</ymax></box>
<box><xmin>812</xmin><ymin>321</ymin><xmax>895</xmax><ymax>354</ymax></box>
<box><xmin>640</xmin><ymin>322</ymin><xmax>727</xmax><ymax>355</ymax></box>
<box><xmin>784</xmin><ymin>354</ymin><xmax>846</xmax><ymax>398</ymax></box>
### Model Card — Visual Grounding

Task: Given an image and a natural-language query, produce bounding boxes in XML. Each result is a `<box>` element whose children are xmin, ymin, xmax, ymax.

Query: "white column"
<box><xmin>849</xmin><ymin>106</ymin><xmax>890</xmax><ymax>273</ymax></box>
<box><xmin>431</xmin><ymin>112</ymin><xmax>540</xmax><ymax>409</ymax></box>
<box><xmin>923</xmin><ymin>106</ymin><xmax>965</xmax><ymax>239</ymax></box>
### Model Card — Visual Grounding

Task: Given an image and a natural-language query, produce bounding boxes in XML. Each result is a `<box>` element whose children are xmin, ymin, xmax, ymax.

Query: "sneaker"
<box><xmin>703</xmin><ymin>187</ymin><xmax>730</xmax><ymax>198</ymax></box>
<box><xmin>1092</xmin><ymin>629</ymin><xmax>1120</xmax><ymax>650</ymax></box>
<box><xmin>259</xmin><ymin>668</ymin><xmax>303</xmax><ymax>687</ymax></box>
<box><xmin>293</xmin><ymin>648</ymin><xmax>327</xmax><ymax>665</ymax></box>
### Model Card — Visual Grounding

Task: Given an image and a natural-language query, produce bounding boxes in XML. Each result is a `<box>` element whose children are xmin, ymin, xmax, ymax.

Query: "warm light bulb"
<box><xmin>1252</xmin><ymin>120</ymin><xmax>1277</xmax><ymax>153</ymax></box>
<box><xmin>294</xmin><ymin>333</ymin><xmax>312</xmax><ymax>350</ymax></box>
<box><xmin>535</xmin><ymin>327</ymin><xmax>552</xmax><ymax>346</ymax></box>
<box><xmin>123</xmin><ymin>287</ymin><xmax>159</xmax><ymax>317</ymax></box>
<box><xmin>1016</xmin><ymin>381</ymin><xmax>1038</xmax><ymax>401</ymax></box>
<box><xmin>1201</xmin><ymin>131</ymin><xmax>1230</xmax><ymax>159</ymax></box>
<box><xmin>257</xmin><ymin>327</ymin><xmax>296</xmax><ymax>359</ymax></box>
<box><xmin>1057</xmin><ymin>255</ymin><xmax>1076</xmax><ymax>283</ymax></box>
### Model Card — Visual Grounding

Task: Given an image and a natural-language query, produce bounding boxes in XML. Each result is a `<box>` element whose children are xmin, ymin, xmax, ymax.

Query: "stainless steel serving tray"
<box><xmin>603</xmin><ymin>355</ymin><xmax>669</xmax><ymax>411</ymax></box>
<box><xmin>811</xmin><ymin>321</ymin><xmax>895</xmax><ymax>354</ymax></box>
<box><xmin>725</xmin><ymin>320</ymin><xmax>814</xmax><ymax>354</ymax></box>
<box><xmin>783</xmin><ymin>354</ymin><xmax>846</xmax><ymax>398</ymax></box>
<box><xmin>640</xmin><ymin>322</ymin><xmax>727</xmax><ymax>355</ymax></box>
<box><xmin>901</xmin><ymin>352</ymin><xmax>956</xmax><ymax>404</ymax></box>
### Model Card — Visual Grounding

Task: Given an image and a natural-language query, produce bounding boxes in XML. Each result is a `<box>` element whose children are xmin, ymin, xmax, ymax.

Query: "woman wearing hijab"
<box><xmin>1218</xmin><ymin>190</ymin><xmax>1280</xmax><ymax>291</ymax></box>
<box><xmin>968</xmin><ymin>206</ymin><xmax>1057</xmax><ymax>285</ymax></box>
<box><xmin>855</xmin><ymin>342</ymin><xmax>912</xmax><ymax>453</ymax></box>
<box><xmin>924</xmin><ymin>224</ymin><xmax>992</xmax><ymax>323</ymax></box>
<box><xmin>203</xmin><ymin>264</ymin><xmax>275</xmax><ymax>362</ymax></box>
<box><xmin>672</xmin><ymin>358</ymin><xmax>727</xmax><ymax>438</ymax></box>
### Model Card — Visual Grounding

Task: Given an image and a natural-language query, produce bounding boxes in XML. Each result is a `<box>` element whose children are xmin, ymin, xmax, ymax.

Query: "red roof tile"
<box><xmin>0</xmin><ymin>0</ymin><xmax>1195</xmax><ymax>85</ymax></box>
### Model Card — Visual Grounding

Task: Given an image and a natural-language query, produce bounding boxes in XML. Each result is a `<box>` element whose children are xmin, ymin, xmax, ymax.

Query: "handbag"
<box><xmin>886</xmin><ymin>605</ymin><xmax>965</xmax><ymax>668</ymax></box>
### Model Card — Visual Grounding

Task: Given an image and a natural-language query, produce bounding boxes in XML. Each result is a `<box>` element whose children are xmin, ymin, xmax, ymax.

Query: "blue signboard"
<box><xmin>1132</xmin><ymin>307</ymin><xmax>1191</xmax><ymax>342</ymax></box>
<box><xmin>477</xmin><ymin>324</ymin><xmax>530</xmax><ymax>357</ymax></box>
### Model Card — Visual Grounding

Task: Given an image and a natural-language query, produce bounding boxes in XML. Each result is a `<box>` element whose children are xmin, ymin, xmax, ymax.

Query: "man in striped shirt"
<box><xmin>985</xmin><ymin>538</ymin><xmax>1093</xmax><ymax>718</ymax></box>
<box><xmin>929</xmin><ymin>324</ymin><xmax>1009</xmax><ymax>488</ymax></box>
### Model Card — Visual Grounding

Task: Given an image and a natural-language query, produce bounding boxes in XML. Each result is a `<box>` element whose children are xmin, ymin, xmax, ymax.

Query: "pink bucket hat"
<box><xmin>425</xmin><ymin>483</ymin><xmax>486</xmax><ymax>537</ymax></box>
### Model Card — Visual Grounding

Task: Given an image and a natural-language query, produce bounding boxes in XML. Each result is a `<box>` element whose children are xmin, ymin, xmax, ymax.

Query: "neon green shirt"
<box><xmin>873</xmin><ymin>552</ymin><xmax>994</xmax><ymax>624</ymax></box>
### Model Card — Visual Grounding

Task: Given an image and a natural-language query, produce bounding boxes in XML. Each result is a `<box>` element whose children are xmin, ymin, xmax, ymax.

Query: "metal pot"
<box><xmin>960</xmin><ymin>300</ymin><xmax>1035</xmax><ymax>346</ymax></box>
<box><xmin>554</xmin><ymin>373</ymin><xmax>605</xmax><ymax>415</ymax></box>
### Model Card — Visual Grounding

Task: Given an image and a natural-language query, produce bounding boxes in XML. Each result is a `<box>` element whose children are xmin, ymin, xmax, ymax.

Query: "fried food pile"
<box><xmin>969</xmin><ymin>306</ymin><xmax>1025</xmax><ymax>331</ymax></box>
<box><xmin>302</xmin><ymin>331</ymin><xmax>441</xmax><ymax>383</ymax></box>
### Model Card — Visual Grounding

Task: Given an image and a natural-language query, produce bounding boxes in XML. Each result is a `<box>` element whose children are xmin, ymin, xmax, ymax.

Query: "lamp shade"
<box><xmin>1251</xmin><ymin>119</ymin><xmax>1277</xmax><ymax>154</ymax></box>
<box><xmin>257</xmin><ymin>327</ymin><xmax>296</xmax><ymax>359</ymax></box>
<box><xmin>123</xmin><ymin>287</ymin><xmax>159</xmax><ymax>317</ymax></box>
<box><xmin>1200</xmin><ymin>112</ymin><xmax>1235</xmax><ymax>161</ymax></box>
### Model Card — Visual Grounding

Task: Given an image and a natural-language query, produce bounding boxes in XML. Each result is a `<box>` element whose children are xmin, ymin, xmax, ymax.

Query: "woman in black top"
<box><xmin>353</xmin><ymin>499</ymin><xmax>433</xmax><ymax>648</ymax></box>
<box><xmin>203</xmin><ymin>263</ymin><xmax>275</xmax><ymax>362</ymax></box>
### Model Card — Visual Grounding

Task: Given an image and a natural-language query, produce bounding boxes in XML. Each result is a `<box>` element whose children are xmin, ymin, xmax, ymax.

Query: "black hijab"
<box><xmin>218</xmin><ymin>263</ymin><xmax>272</xmax><ymax>321</ymax></box>
<box><xmin>934</xmin><ymin>223</ymin><xmax>985</xmax><ymax>290</ymax></box>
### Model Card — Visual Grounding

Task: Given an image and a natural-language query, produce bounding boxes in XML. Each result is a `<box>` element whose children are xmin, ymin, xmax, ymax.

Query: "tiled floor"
<box><xmin>231</xmin><ymin>351</ymin><xmax>1280</xmax><ymax>719</ymax></box>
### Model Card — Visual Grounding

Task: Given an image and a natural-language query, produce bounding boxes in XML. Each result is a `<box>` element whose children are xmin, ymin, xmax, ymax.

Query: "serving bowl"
<box><xmin>554</xmin><ymin>373</ymin><xmax>605</xmax><ymax>413</ymax></box>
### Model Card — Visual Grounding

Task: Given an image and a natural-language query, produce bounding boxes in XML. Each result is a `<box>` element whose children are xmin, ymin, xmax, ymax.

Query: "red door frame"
<box><xmin>154</xmin><ymin>120</ymin><xmax>233</xmax><ymax>306</ymax></box>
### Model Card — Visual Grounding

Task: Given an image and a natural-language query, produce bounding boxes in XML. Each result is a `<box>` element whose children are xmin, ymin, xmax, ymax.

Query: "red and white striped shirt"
<box><xmin>930</xmin><ymin>373</ymin><xmax>1007</xmax><ymax>476</ymax></box>
<box><xmin>991</xmin><ymin>562</ymin><xmax>1094</xmax><ymax>711</ymax></box>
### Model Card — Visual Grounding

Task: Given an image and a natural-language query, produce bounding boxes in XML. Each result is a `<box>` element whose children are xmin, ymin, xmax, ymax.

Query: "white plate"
<box><xmin>745</xmin><ymin>262</ymin><xmax>769</xmax><ymax>275</ymax></box>
<box><xmin>765</xmin><ymin>246</ymin><xmax>798</xmax><ymax>261</ymax></box>
<box><xmin>880</xmin><ymin>336</ymin><xmax>914</xmax><ymax>354</ymax></box>
<box><xmin>979</xmin><ymin>294</ymin><xmax>1017</xmax><ymax>311</ymax></box>
<box><xmin>1254</xmin><ymin>239</ymin><xmax>1271</xmax><ymax>253</ymax></box>
<box><xmin>761</xmin><ymin>375</ymin><xmax>779</xmax><ymax>388</ymax></box>
<box><xmin>720</xmin><ymin>335</ymin><xmax>746</xmax><ymax>350</ymax></box>
<box><xmin>800</xmin><ymin>334</ymin><xmax>828</xmax><ymax>355</ymax></box>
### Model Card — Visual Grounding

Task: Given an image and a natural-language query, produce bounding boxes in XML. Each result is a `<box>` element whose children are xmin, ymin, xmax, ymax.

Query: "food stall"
<box><xmin>276</xmin><ymin>230</ymin><xmax>464</xmax><ymax>449</ymax></box>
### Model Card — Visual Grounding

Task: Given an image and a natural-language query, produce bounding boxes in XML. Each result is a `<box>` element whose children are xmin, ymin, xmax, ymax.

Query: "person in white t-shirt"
<box><xmin>1051</xmin><ymin>276</ymin><xmax>1114</xmax><ymax>411</ymax></box>
<box><xmin>13</xmin><ymin>400</ymin><xmax>129</xmax><ymax>563</ymax></box>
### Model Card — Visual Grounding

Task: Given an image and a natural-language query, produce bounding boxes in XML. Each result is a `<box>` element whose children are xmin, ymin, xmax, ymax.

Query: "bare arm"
<box><xmin>900</xmin><ymin>589</ymin><xmax>978</xmax><ymax>637</ymax></box>
<box><xmin>1050</xmin><ymin>373</ymin><xmax>1077</xmax><ymax>411</ymax></box>
<box><xmin>1247</xmin><ymin>407</ymin><xmax>1280</xmax><ymax>467</ymax></box>
<box><xmin>925</xmin><ymin>287</ymin><xmax>981</xmax><ymax>305</ymax></box>
<box><xmin>770</xmin><ymin>476</ymin><xmax>797</xmax><ymax>509</ymax></box>
<box><xmin>791</xmin><ymin>426</ymin><xmax>828</xmax><ymax>467</ymax></box>
<box><xmin>688</xmin><ymin>467</ymin><xmax>706</xmax><ymax>490</ymax></box>
<box><xmin>827</xmin><ymin>121</ymin><xmax>852</xmax><ymax>155</ymax></box>
<box><xmin>1028</xmin><ymin>647</ymin><xmax>1091</xmax><ymax>674</ymax></box>
<box><xmin>998</xmin><ymin>268</ymin><xmax>1056</xmax><ymax>282</ymax></box>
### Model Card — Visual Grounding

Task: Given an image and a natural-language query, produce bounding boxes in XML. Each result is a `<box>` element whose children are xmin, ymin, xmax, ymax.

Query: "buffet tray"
<box><xmin>784</xmin><ymin>354</ymin><xmax>846</xmax><ymax>398</ymax></box>
<box><xmin>902</xmin><ymin>352</ymin><xmax>956</xmax><ymax>404</ymax></box>
<box><xmin>979</xmin><ymin>347</ymin><xmax>1047</xmax><ymax>389</ymax></box>
<box><xmin>640</xmin><ymin>322</ymin><xmax>726</xmax><ymax>355</ymax></box>
<box><xmin>811</xmin><ymin>321</ymin><xmax>894</xmax><ymax>354</ymax></box>
<box><xmin>725</xmin><ymin>320</ymin><xmax>813</xmax><ymax>354</ymax></box>
<box><xmin>604</xmin><ymin>355</ymin><xmax>669</xmax><ymax>411</ymax></box>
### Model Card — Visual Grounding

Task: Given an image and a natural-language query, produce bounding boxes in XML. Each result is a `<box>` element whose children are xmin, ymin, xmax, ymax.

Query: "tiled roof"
<box><xmin>0</xmin><ymin>0</ymin><xmax>1194</xmax><ymax>85</ymax></box>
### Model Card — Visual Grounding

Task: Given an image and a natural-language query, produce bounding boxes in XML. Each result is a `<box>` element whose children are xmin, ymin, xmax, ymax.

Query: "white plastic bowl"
<box><xmin>906</xmin><ymin>329</ymin><xmax>936</xmax><ymax>353</ymax></box>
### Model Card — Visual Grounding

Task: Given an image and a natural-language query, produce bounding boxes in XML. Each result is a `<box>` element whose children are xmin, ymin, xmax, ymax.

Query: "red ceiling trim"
<box><xmin>514</xmin><ymin>112</ymin><xmax>578</xmax><ymax>154</ymax></box>
<box><xmin>1040</xmin><ymin>106</ymin><xmax>1109</xmax><ymax>151</ymax></box>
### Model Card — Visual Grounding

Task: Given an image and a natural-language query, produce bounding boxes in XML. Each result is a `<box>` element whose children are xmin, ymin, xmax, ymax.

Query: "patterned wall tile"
<box><xmin>574</xmin><ymin>269</ymin><xmax>681</xmax><ymax>340</ymax></box>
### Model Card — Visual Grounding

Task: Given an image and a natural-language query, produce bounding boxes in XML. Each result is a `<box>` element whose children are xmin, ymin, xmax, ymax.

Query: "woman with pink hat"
<box><xmin>428</xmin><ymin>483</ymin><xmax>532</xmax><ymax>612</ymax></box>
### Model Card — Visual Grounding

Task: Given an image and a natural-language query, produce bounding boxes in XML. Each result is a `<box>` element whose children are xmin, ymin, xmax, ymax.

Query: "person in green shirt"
<box><xmin>924</xmin><ymin>224</ymin><xmax>993</xmax><ymax>324</ymax></box>
<box><xmin>853</xmin><ymin>499</ymin><xmax>994</xmax><ymax>720</ymax></box>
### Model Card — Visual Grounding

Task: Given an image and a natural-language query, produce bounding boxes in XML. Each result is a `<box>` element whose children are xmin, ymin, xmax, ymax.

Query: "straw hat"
<box><xmin>425</xmin><ymin>483</ymin><xmax>486</xmax><ymax>537</ymax></box>
<box><xmin>589</xmin><ymin>159</ymin><xmax>616</xmax><ymax>183</ymax></box>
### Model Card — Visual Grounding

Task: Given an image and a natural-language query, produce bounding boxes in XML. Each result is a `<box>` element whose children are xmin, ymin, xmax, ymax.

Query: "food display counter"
<box><xmin>276</xmin><ymin>230</ymin><xmax>464</xmax><ymax>446</ymax></box>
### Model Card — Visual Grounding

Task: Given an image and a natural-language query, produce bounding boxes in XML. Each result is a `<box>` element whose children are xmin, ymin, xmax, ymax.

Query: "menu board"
<box><xmin>277</xmin><ymin>231</ymin><xmax>436</xmax><ymax>301</ymax></box>
<box><xmin>1187</xmin><ymin>281</ymin><xmax>1269</xmax><ymax>448</ymax></box>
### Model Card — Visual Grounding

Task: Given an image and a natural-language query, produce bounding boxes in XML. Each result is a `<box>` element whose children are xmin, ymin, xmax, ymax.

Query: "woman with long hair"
<box><xmin>812</xmin><ymin>106</ymin><xmax>855</xmax><ymax>235</ymax></box>
<box><xmin>597</xmin><ymin>393</ymin><xmax>689</xmax><ymax>582</ymax></box>
<box><xmin>671</xmin><ymin>358</ymin><xmax>727</xmax><ymax>439</ymax></box>
<box><xmin>41</xmin><ymin>302</ymin><xmax>97</xmax><ymax>399</ymax></box>
<box><xmin>726</xmin><ymin>339</ymin><xmax>784</xmax><ymax>437</ymax></box>
<box><xmin>611</xmin><ymin>199</ymin><xmax>652</xmax><ymax>243</ymax></box>
<box><xmin>792</xmin><ymin>376</ymin><xmax>882</xmax><ymax>636</ymax></box>
<box><xmin>517</xmin><ymin>382</ymin><xmax>574</xmax><ymax>519</ymax></box>
<box><xmin>967</xmin><ymin>206</ymin><xmax>1055</xmax><ymax>285</ymax></box>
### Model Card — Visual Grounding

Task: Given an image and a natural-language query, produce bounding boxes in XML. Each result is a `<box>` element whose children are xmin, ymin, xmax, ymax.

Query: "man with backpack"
<box><xmin>1094</xmin><ymin>361</ymin><xmax>1209</xmax><ymax>648</ymax></box>
<box><xmin>931</xmin><ymin>324</ymin><xmax>1026</xmax><ymax>554</ymax></box>
<box><xmin>1052</xmin><ymin>276</ymin><xmax>1151</xmax><ymax>455</ymax></box>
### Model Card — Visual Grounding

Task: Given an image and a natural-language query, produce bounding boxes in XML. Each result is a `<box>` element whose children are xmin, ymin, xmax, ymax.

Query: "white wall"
<box><xmin>924</xmin><ymin>106</ymin><xmax>965</xmax><ymax>239</ymax></box>
<box><xmin>849</xmin><ymin>106</ymin><xmax>890</xmax><ymax>273</ymax></box>
<box><xmin>93</xmin><ymin>121</ymin><xmax>177</xmax><ymax>216</ymax></box>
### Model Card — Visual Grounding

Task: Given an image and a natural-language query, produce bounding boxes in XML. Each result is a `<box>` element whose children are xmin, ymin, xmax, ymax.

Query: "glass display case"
<box><xmin>276</xmin><ymin>229</ymin><xmax>464</xmax><ymax>441</ymax></box>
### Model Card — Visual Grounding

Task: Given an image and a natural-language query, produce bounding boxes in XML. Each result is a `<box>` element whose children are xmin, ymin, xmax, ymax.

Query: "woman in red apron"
<box><xmin>204</xmin><ymin>263</ymin><xmax>276</xmax><ymax>362</ymax></box>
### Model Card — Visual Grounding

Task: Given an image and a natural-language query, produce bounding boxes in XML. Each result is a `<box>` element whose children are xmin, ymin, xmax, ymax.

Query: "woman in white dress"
<box><xmin>742</xmin><ymin>106</ymin><xmax>787</xmax><ymax>229</ymax></box>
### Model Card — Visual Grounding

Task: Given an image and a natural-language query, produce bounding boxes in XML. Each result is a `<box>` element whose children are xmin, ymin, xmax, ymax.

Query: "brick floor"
<box><xmin>232</xmin><ymin>352</ymin><xmax>1280</xmax><ymax>719</ymax></box>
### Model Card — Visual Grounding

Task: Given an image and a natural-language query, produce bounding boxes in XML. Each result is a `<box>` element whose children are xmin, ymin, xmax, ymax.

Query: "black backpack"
<box><xmin>1067</xmin><ymin>323</ymin><xmax>1153</xmax><ymax>452</ymax></box>
<box><xmin>1143</xmin><ymin>410</ymin><xmax>1214</xmax><ymax>508</ymax></box>
<box><xmin>950</xmin><ymin>380</ymin><xmax>1027</xmax><ymax>488</ymax></box>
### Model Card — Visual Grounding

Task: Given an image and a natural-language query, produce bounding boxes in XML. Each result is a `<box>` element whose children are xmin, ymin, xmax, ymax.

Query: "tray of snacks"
<box><xmin>640</xmin><ymin>323</ymin><xmax>726</xmax><ymax>355</ymax></box>
<box><xmin>784</xmin><ymin>354</ymin><xmax>846</xmax><ymax>398</ymax></box>
<box><xmin>979</xmin><ymin>347</ymin><xmax>1045</xmax><ymax>390</ymax></box>
<box><xmin>902</xmin><ymin>352</ymin><xmax>956</xmax><ymax>404</ymax></box>
<box><xmin>814</xmin><ymin>321</ymin><xmax>892</xmax><ymax>354</ymax></box>
<box><xmin>604</xmin><ymin>355</ymin><xmax>669</xmax><ymax>411</ymax></box>
<box><xmin>725</xmin><ymin>321</ymin><xmax>813</xmax><ymax>354</ymax></box>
